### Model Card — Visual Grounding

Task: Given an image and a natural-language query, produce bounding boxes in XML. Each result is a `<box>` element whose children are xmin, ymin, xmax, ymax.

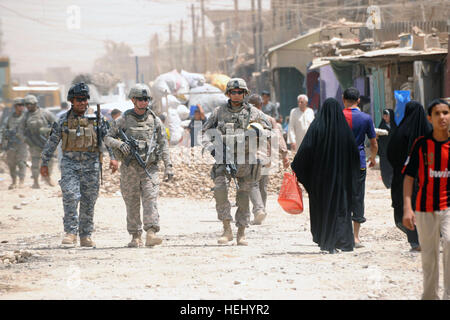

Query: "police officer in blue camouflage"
<box><xmin>40</xmin><ymin>82</ymin><xmax>115</xmax><ymax>247</ymax></box>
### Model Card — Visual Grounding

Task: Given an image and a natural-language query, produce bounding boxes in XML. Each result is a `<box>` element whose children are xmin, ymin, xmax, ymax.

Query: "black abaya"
<box><xmin>378</xmin><ymin>109</ymin><xmax>396</xmax><ymax>188</ymax></box>
<box><xmin>291</xmin><ymin>98</ymin><xmax>360</xmax><ymax>253</ymax></box>
<box><xmin>387</xmin><ymin>101</ymin><xmax>432</xmax><ymax>247</ymax></box>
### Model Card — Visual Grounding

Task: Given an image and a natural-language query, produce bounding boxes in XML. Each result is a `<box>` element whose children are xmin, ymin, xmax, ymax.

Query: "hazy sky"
<box><xmin>0</xmin><ymin>0</ymin><xmax>270</xmax><ymax>75</ymax></box>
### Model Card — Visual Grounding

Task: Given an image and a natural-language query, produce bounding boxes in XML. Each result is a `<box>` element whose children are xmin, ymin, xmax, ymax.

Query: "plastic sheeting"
<box><xmin>188</xmin><ymin>84</ymin><xmax>228</xmax><ymax>114</ymax></box>
<box><xmin>394</xmin><ymin>90</ymin><xmax>411</xmax><ymax>125</ymax></box>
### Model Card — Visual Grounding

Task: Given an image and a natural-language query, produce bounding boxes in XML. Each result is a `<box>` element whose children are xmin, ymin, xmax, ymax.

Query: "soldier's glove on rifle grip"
<box><xmin>119</xmin><ymin>142</ymin><xmax>131</xmax><ymax>156</ymax></box>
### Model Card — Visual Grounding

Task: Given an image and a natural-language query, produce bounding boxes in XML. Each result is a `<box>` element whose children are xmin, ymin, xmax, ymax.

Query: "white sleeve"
<box><xmin>287</xmin><ymin>109</ymin><xmax>296</xmax><ymax>144</ymax></box>
<box><xmin>306</xmin><ymin>108</ymin><xmax>315</xmax><ymax>125</ymax></box>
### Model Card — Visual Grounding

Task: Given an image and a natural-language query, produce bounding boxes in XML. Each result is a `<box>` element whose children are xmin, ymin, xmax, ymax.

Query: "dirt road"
<box><xmin>0</xmin><ymin>163</ymin><xmax>435</xmax><ymax>300</ymax></box>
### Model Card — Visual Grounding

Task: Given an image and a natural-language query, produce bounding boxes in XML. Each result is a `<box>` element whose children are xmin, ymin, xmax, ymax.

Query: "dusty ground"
<box><xmin>0</xmin><ymin>158</ymin><xmax>443</xmax><ymax>300</ymax></box>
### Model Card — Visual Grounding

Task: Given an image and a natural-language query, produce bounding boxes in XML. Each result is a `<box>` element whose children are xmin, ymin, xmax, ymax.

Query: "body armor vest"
<box><xmin>26</xmin><ymin>109</ymin><xmax>48</xmax><ymax>136</ymax></box>
<box><xmin>61</xmin><ymin>112</ymin><xmax>99</xmax><ymax>152</ymax></box>
<box><xmin>7</xmin><ymin>113</ymin><xmax>25</xmax><ymax>131</ymax></box>
<box><xmin>216</xmin><ymin>104</ymin><xmax>251</xmax><ymax>135</ymax></box>
<box><xmin>116</xmin><ymin>109</ymin><xmax>158</xmax><ymax>164</ymax></box>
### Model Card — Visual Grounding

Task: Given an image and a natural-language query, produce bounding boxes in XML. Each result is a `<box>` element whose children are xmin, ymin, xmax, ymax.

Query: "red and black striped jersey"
<box><xmin>403</xmin><ymin>134</ymin><xmax>450</xmax><ymax>212</ymax></box>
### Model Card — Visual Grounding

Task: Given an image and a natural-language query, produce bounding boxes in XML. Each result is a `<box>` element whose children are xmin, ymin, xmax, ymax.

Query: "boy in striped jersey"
<box><xmin>403</xmin><ymin>99</ymin><xmax>450</xmax><ymax>300</ymax></box>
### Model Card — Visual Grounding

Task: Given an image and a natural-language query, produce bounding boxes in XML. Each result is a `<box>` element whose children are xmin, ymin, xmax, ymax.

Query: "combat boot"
<box><xmin>32</xmin><ymin>177</ymin><xmax>40</xmax><ymax>189</ymax></box>
<box><xmin>80</xmin><ymin>236</ymin><xmax>96</xmax><ymax>247</ymax></box>
<box><xmin>8</xmin><ymin>177</ymin><xmax>17</xmax><ymax>190</ymax></box>
<box><xmin>61</xmin><ymin>233</ymin><xmax>77</xmax><ymax>245</ymax></box>
<box><xmin>145</xmin><ymin>230</ymin><xmax>162</xmax><ymax>247</ymax></box>
<box><xmin>253</xmin><ymin>210</ymin><xmax>266</xmax><ymax>225</ymax></box>
<box><xmin>128</xmin><ymin>233</ymin><xmax>143</xmax><ymax>248</ymax></box>
<box><xmin>237</xmin><ymin>226</ymin><xmax>248</xmax><ymax>246</ymax></box>
<box><xmin>218</xmin><ymin>220</ymin><xmax>233</xmax><ymax>244</ymax></box>
<box><xmin>18</xmin><ymin>178</ymin><xmax>25</xmax><ymax>188</ymax></box>
<box><xmin>44</xmin><ymin>176</ymin><xmax>56</xmax><ymax>187</ymax></box>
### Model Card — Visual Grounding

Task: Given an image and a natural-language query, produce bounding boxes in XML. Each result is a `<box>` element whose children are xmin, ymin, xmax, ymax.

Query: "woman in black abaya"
<box><xmin>387</xmin><ymin>101</ymin><xmax>432</xmax><ymax>251</ymax></box>
<box><xmin>291</xmin><ymin>98</ymin><xmax>360</xmax><ymax>253</ymax></box>
<box><xmin>378</xmin><ymin>109</ymin><xmax>397</xmax><ymax>188</ymax></box>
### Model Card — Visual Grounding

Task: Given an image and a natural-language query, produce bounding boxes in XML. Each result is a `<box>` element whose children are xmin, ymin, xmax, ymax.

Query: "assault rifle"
<box><xmin>118</xmin><ymin>128</ymin><xmax>152</xmax><ymax>179</ymax></box>
<box><xmin>96</xmin><ymin>104</ymin><xmax>104</xmax><ymax>185</ymax></box>
<box><xmin>218</xmin><ymin>135</ymin><xmax>239</xmax><ymax>191</ymax></box>
<box><xmin>2</xmin><ymin>129</ymin><xmax>20</xmax><ymax>151</ymax></box>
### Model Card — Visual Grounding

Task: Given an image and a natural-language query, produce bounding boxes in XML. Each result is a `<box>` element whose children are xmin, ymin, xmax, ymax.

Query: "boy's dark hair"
<box><xmin>111</xmin><ymin>108</ymin><xmax>122</xmax><ymax>117</ymax></box>
<box><xmin>343</xmin><ymin>87</ymin><xmax>360</xmax><ymax>102</ymax></box>
<box><xmin>427</xmin><ymin>99</ymin><xmax>450</xmax><ymax>116</ymax></box>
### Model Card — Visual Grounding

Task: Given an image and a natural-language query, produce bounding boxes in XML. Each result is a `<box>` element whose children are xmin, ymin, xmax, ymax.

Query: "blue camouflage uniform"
<box><xmin>41</xmin><ymin>109</ymin><xmax>111</xmax><ymax>237</ymax></box>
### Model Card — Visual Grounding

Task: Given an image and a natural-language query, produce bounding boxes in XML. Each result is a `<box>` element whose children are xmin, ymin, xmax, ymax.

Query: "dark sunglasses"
<box><xmin>230</xmin><ymin>90</ymin><xmax>244</xmax><ymax>95</ymax></box>
<box><xmin>25</xmin><ymin>103</ymin><xmax>34</xmax><ymax>106</ymax></box>
<box><xmin>136</xmin><ymin>97</ymin><xmax>151</xmax><ymax>102</ymax></box>
<box><xmin>15</xmin><ymin>104</ymin><xmax>25</xmax><ymax>107</ymax></box>
<box><xmin>75</xmin><ymin>97</ymin><xmax>88</xmax><ymax>102</ymax></box>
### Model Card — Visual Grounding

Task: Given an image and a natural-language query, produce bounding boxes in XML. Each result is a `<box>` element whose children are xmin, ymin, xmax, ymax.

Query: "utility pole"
<box><xmin>234</xmin><ymin>0</ymin><xmax>239</xmax><ymax>30</ymax></box>
<box><xmin>169</xmin><ymin>23</ymin><xmax>174</xmax><ymax>70</ymax></box>
<box><xmin>135</xmin><ymin>56</ymin><xmax>139</xmax><ymax>83</ymax></box>
<box><xmin>257</xmin><ymin>0</ymin><xmax>263</xmax><ymax>72</ymax></box>
<box><xmin>297</xmin><ymin>1</ymin><xmax>303</xmax><ymax>35</ymax></box>
<box><xmin>252</xmin><ymin>0</ymin><xmax>258</xmax><ymax>75</ymax></box>
<box><xmin>191</xmin><ymin>4</ymin><xmax>198</xmax><ymax>71</ymax></box>
<box><xmin>179</xmin><ymin>19</ymin><xmax>184</xmax><ymax>71</ymax></box>
<box><xmin>152</xmin><ymin>33</ymin><xmax>161</xmax><ymax>76</ymax></box>
<box><xmin>200</xmin><ymin>0</ymin><xmax>207</xmax><ymax>72</ymax></box>
<box><xmin>256</xmin><ymin>0</ymin><xmax>264</xmax><ymax>93</ymax></box>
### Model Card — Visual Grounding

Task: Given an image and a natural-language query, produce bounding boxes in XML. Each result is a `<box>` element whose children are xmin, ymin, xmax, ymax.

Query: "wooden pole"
<box><xmin>191</xmin><ymin>4</ymin><xmax>198</xmax><ymax>71</ymax></box>
<box><xmin>169</xmin><ymin>23</ymin><xmax>174</xmax><ymax>70</ymax></box>
<box><xmin>201</xmin><ymin>0</ymin><xmax>207</xmax><ymax>73</ymax></box>
<box><xmin>252</xmin><ymin>0</ymin><xmax>258</xmax><ymax>75</ymax></box>
<box><xmin>179</xmin><ymin>19</ymin><xmax>184</xmax><ymax>71</ymax></box>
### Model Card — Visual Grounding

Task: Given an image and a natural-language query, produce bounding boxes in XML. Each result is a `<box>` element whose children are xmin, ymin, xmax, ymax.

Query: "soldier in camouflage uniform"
<box><xmin>247</xmin><ymin>94</ymin><xmax>290</xmax><ymax>225</ymax></box>
<box><xmin>1</xmin><ymin>98</ymin><xmax>28</xmax><ymax>189</ymax></box>
<box><xmin>202</xmin><ymin>78</ymin><xmax>272</xmax><ymax>246</ymax></box>
<box><xmin>19</xmin><ymin>94</ymin><xmax>57</xmax><ymax>188</ymax></box>
<box><xmin>105</xmin><ymin>84</ymin><xmax>173</xmax><ymax>248</ymax></box>
<box><xmin>40</xmin><ymin>82</ymin><xmax>113</xmax><ymax>247</ymax></box>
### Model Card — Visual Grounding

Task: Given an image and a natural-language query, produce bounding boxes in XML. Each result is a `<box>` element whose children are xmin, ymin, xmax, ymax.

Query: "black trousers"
<box><xmin>351</xmin><ymin>168</ymin><xmax>367</xmax><ymax>224</ymax></box>
<box><xmin>391</xmin><ymin>167</ymin><xmax>420</xmax><ymax>247</ymax></box>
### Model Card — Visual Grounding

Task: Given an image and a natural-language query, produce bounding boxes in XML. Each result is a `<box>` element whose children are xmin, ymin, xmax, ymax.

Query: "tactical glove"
<box><xmin>119</xmin><ymin>142</ymin><xmax>130</xmax><ymax>156</ymax></box>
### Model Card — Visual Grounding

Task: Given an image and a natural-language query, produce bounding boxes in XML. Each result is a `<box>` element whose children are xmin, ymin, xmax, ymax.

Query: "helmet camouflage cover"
<box><xmin>24</xmin><ymin>95</ymin><xmax>38</xmax><ymax>105</ymax></box>
<box><xmin>13</xmin><ymin>97</ymin><xmax>25</xmax><ymax>106</ymax></box>
<box><xmin>128</xmin><ymin>84</ymin><xmax>152</xmax><ymax>99</ymax></box>
<box><xmin>225</xmin><ymin>78</ymin><xmax>249</xmax><ymax>95</ymax></box>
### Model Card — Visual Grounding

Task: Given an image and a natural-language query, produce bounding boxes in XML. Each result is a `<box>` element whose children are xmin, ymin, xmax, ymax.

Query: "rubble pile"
<box><xmin>0</xmin><ymin>250</ymin><xmax>33</xmax><ymax>265</ymax></box>
<box><xmin>100</xmin><ymin>147</ymin><xmax>293</xmax><ymax>199</ymax></box>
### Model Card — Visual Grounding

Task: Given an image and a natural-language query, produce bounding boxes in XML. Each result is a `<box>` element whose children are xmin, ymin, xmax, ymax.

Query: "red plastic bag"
<box><xmin>278</xmin><ymin>171</ymin><xmax>303</xmax><ymax>214</ymax></box>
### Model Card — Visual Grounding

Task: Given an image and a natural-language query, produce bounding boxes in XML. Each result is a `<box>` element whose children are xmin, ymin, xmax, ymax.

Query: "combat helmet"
<box><xmin>128</xmin><ymin>84</ymin><xmax>152</xmax><ymax>100</ymax></box>
<box><xmin>24</xmin><ymin>95</ymin><xmax>38</xmax><ymax>105</ymax></box>
<box><xmin>13</xmin><ymin>97</ymin><xmax>25</xmax><ymax>106</ymax></box>
<box><xmin>67</xmin><ymin>82</ymin><xmax>90</xmax><ymax>101</ymax></box>
<box><xmin>225</xmin><ymin>78</ymin><xmax>249</xmax><ymax>95</ymax></box>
